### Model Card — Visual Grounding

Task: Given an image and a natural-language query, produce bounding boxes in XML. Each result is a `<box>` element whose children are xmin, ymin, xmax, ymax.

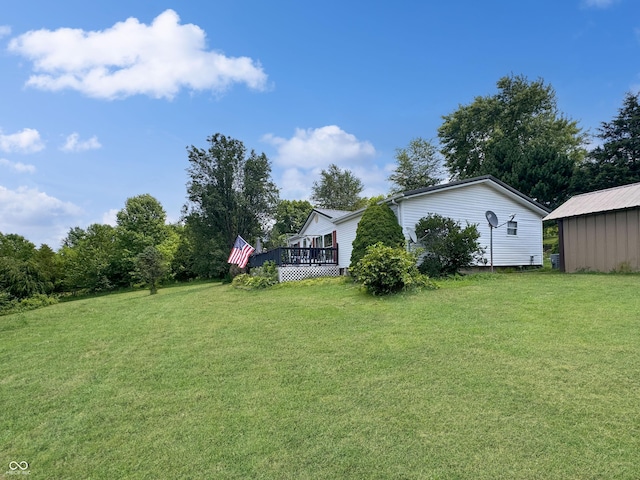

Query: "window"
<box><xmin>507</xmin><ymin>221</ymin><xmax>517</xmax><ymax>236</ymax></box>
<box><xmin>323</xmin><ymin>233</ymin><xmax>333</xmax><ymax>247</ymax></box>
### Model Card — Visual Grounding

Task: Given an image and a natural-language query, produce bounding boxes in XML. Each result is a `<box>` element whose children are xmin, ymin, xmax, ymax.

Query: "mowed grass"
<box><xmin>1</xmin><ymin>273</ymin><xmax>639</xmax><ymax>479</ymax></box>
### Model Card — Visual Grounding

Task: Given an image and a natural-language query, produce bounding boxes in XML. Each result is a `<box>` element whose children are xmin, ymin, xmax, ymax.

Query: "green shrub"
<box><xmin>415</xmin><ymin>214</ymin><xmax>483</xmax><ymax>277</ymax></box>
<box><xmin>350</xmin><ymin>203</ymin><xmax>405</xmax><ymax>269</ymax></box>
<box><xmin>18</xmin><ymin>294</ymin><xmax>58</xmax><ymax>310</ymax></box>
<box><xmin>351</xmin><ymin>243</ymin><xmax>435</xmax><ymax>295</ymax></box>
<box><xmin>232</xmin><ymin>261</ymin><xmax>279</xmax><ymax>289</ymax></box>
<box><xmin>0</xmin><ymin>291</ymin><xmax>18</xmax><ymax>315</ymax></box>
<box><xmin>0</xmin><ymin>292</ymin><xmax>58</xmax><ymax>316</ymax></box>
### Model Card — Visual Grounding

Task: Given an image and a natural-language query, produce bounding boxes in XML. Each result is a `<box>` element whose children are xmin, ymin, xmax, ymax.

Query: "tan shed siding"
<box><xmin>605</xmin><ymin>213</ymin><xmax>617</xmax><ymax>270</ymax></box>
<box><xmin>400</xmin><ymin>183</ymin><xmax>544</xmax><ymax>266</ymax></box>
<box><xmin>585</xmin><ymin>215</ymin><xmax>596</xmax><ymax>269</ymax></box>
<box><xmin>614</xmin><ymin>212</ymin><xmax>627</xmax><ymax>269</ymax></box>
<box><xmin>594</xmin><ymin>214</ymin><xmax>607</xmax><ymax>272</ymax></box>
<box><xmin>562</xmin><ymin>208</ymin><xmax>640</xmax><ymax>272</ymax></box>
<box><xmin>628</xmin><ymin>210</ymin><xmax>640</xmax><ymax>269</ymax></box>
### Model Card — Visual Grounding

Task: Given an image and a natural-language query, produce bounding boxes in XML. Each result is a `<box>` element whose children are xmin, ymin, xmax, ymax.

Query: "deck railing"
<box><xmin>249</xmin><ymin>246</ymin><xmax>338</xmax><ymax>268</ymax></box>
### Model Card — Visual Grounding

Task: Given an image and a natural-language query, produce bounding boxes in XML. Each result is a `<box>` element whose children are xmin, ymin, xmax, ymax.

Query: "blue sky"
<box><xmin>1</xmin><ymin>0</ymin><xmax>638</xmax><ymax>248</ymax></box>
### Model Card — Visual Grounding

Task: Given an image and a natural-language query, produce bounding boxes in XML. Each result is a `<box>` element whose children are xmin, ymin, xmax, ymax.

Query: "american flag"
<box><xmin>227</xmin><ymin>235</ymin><xmax>255</xmax><ymax>269</ymax></box>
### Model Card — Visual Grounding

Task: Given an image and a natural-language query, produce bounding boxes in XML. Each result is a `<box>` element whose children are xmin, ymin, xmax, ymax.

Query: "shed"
<box><xmin>544</xmin><ymin>181</ymin><xmax>640</xmax><ymax>272</ymax></box>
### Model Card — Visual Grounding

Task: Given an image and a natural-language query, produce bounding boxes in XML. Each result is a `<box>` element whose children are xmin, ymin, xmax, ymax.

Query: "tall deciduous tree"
<box><xmin>59</xmin><ymin>224</ymin><xmax>119</xmax><ymax>292</ymax></box>
<box><xmin>572</xmin><ymin>92</ymin><xmax>640</xmax><ymax>193</ymax></box>
<box><xmin>114</xmin><ymin>194</ymin><xmax>169</xmax><ymax>286</ymax></box>
<box><xmin>438</xmin><ymin>74</ymin><xmax>586</xmax><ymax>208</ymax></box>
<box><xmin>184</xmin><ymin>133</ymin><xmax>279</xmax><ymax>277</ymax></box>
<box><xmin>310</xmin><ymin>163</ymin><xmax>365</xmax><ymax>210</ymax></box>
<box><xmin>116</xmin><ymin>194</ymin><xmax>168</xmax><ymax>248</ymax></box>
<box><xmin>0</xmin><ymin>233</ymin><xmax>53</xmax><ymax>299</ymax></box>
<box><xmin>268</xmin><ymin>199</ymin><xmax>314</xmax><ymax>247</ymax></box>
<box><xmin>388</xmin><ymin>137</ymin><xmax>443</xmax><ymax>193</ymax></box>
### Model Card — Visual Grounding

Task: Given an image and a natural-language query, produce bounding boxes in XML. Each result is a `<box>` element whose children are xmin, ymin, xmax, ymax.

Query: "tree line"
<box><xmin>2</xmin><ymin>74</ymin><xmax>639</xmax><ymax>306</ymax></box>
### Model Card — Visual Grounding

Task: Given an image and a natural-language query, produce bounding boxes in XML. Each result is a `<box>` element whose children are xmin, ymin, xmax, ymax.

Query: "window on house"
<box><xmin>507</xmin><ymin>221</ymin><xmax>517</xmax><ymax>236</ymax></box>
<box><xmin>323</xmin><ymin>233</ymin><xmax>333</xmax><ymax>247</ymax></box>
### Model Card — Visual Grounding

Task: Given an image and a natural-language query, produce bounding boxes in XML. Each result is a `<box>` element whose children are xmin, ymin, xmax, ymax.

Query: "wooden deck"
<box><xmin>249</xmin><ymin>246</ymin><xmax>338</xmax><ymax>268</ymax></box>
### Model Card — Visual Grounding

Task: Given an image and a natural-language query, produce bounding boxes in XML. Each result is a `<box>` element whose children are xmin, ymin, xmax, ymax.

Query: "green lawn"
<box><xmin>1</xmin><ymin>273</ymin><xmax>639</xmax><ymax>479</ymax></box>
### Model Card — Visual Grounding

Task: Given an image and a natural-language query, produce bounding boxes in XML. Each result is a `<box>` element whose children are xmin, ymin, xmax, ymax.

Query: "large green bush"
<box><xmin>232</xmin><ymin>261</ymin><xmax>279</xmax><ymax>289</ymax></box>
<box><xmin>350</xmin><ymin>203</ymin><xmax>404</xmax><ymax>268</ymax></box>
<box><xmin>415</xmin><ymin>214</ymin><xmax>483</xmax><ymax>277</ymax></box>
<box><xmin>351</xmin><ymin>243</ymin><xmax>434</xmax><ymax>295</ymax></box>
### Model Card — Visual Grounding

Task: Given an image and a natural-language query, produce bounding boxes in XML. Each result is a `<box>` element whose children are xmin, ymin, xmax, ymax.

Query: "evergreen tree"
<box><xmin>350</xmin><ymin>203</ymin><xmax>404</xmax><ymax>268</ymax></box>
<box><xmin>572</xmin><ymin>91</ymin><xmax>640</xmax><ymax>193</ymax></box>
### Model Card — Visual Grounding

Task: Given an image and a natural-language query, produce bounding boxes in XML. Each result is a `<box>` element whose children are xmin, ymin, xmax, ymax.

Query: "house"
<box><xmin>544</xmin><ymin>181</ymin><xmax>640</xmax><ymax>273</ymax></box>
<box><xmin>252</xmin><ymin>175</ymin><xmax>550</xmax><ymax>281</ymax></box>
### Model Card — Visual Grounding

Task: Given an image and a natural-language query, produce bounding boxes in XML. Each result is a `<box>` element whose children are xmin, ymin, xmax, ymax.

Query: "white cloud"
<box><xmin>263</xmin><ymin>125</ymin><xmax>386</xmax><ymax>200</ymax></box>
<box><xmin>0</xmin><ymin>26</ymin><xmax>11</xmax><ymax>38</ymax></box>
<box><xmin>0</xmin><ymin>185</ymin><xmax>84</xmax><ymax>247</ymax></box>
<box><xmin>0</xmin><ymin>128</ymin><xmax>45</xmax><ymax>154</ymax></box>
<box><xmin>0</xmin><ymin>158</ymin><xmax>36</xmax><ymax>173</ymax></box>
<box><xmin>8</xmin><ymin>9</ymin><xmax>268</xmax><ymax>100</ymax></box>
<box><xmin>61</xmin><ymin>133</ymin><xmax>102</xmax><ymax>152</ymax></box>
<box><xmin>277</xmin><ymin>168</ymin><xmax>314</xmax><ymax>200</ymax></box>
<box><xmin>582</xmin><ymin>0</ymin><xmax>618</xmax><ymax>7</ymax></box>
<box><xmin>263</xmin><ymin>125</ymin><xmax>376</xmax><ymax>169</ymax></box>
<box><xmin>102</xmin><ymin>208</ymin><xmax>118</xmax><ymax>226</ymax></box>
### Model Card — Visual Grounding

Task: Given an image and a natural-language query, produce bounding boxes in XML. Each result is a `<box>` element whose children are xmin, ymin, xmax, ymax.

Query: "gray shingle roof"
<box><xmin>314</xmin><ymin>208</ymin><xmax>351</xmax><ymax>219</ymax></box>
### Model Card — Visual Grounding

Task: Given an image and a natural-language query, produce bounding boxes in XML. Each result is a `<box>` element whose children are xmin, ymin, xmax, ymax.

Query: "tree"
<box><xmin>116</xmin><ymin>194</ymin><xmax>168</xmax><ymax>248</ymax></box>
<box><xmin>310</xmin><ymin>164</ymin><xmax>365</xmax><ymax>210</ymax></box>
<box><xmin>0</xmin><ymin>233</ymin><xmax>37</xmax><ymax>261</ymax></box>
<box><xmin>0</xmin><ymin>257</ymin><xmax>52</xmax><ymax>299</ymax></box>
<box><xmin>134</xmin><ymin>246</ymin><xmax>167</xmax><ymax>295</ymax></box>
<box><xmin>115</xmin><ymin>194</ymin><xmax>169</xmax><ymax>286</ymax></box>
<box><xmin>0</xmin><ymin>233</ymin><xmax>53</xmax><ymax>299</ymax></box>
<box><xmin>388</xmin><ymin>137</ymin><xmax>443</xmax><ymax>193</ymax></box>
<box><xmin>33</xmin><ymin>244</ymin><xmax>63</xmax><ymax>293</ymax></box>
<box><xmin>183</xmin><ymin>133</ymin><xmax>279</xmax><ymax>278</ymax></box>
<box><xmin>59</xmin><ymin>224</ymin><xmax>120</xmax><ymax>292</ymax></box>
<box><xmin>350</xmin><ymin>203</ymin><xmax>404</xmax><ymax>268</ymax></box>
<box><xmin>414</xmin><ymin>214</ymin><xmax>483</xmax><ymax>277</ymax></box>
<box><xmin>572</xmin><ymin>92</ymin><xmax>640</xmax><ymax>194</ymax></box>
<box><xmin>268</xmin><ymin>199</ymin><xmax>314</xmax><ymax>247</ymax></box>
<box><xmin>438</xmin><ymin>74</ymin><xmax>587</xmax><ymax>208</ymax></box>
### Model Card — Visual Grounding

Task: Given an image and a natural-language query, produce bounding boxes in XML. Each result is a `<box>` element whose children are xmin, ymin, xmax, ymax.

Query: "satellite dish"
<box><xmin>407</xmin><ymin>229</ymin><xmax>417</xmax><ymax>243</ymax></box>
<box><xmin>485</xmin><ymin>210</ymin><xmax>498</xmax><ymax>228</ymax></box>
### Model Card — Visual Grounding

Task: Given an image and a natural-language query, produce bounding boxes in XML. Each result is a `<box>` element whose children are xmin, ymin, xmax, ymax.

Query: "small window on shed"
<box><xmin>507</xmin><ymin>221</ymin><xmax>517</xmax><ymax>236</ymax></box>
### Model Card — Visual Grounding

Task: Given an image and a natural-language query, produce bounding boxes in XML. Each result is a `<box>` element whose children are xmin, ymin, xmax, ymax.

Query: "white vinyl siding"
<box><xmin>302</xmin><ymin>213</ymin><xmax>336</xmax><ymax>238</ymax></box>
<box><xmin>335</xmin><ymin>214</ymin><xmax>362</xmax><ymax>269</ymax></box>
<box><xmin>398</xmin><ymin>183</ymin><xmax>544</xmax><ymax>267</ymax></box>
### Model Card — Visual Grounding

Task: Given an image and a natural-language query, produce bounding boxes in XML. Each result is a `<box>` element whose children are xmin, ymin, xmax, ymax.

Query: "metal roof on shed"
<box><xmin>544</xmin><ymin>181</ymin><xmax>640</xmax><ymax>221</ymax></box>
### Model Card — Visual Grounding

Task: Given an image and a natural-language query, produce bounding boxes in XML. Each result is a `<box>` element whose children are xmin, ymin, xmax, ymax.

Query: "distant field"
<box><xmin>1</xmin><ymin>273</ymin><xmax>639</xmax><ymax>479</ymax></box>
